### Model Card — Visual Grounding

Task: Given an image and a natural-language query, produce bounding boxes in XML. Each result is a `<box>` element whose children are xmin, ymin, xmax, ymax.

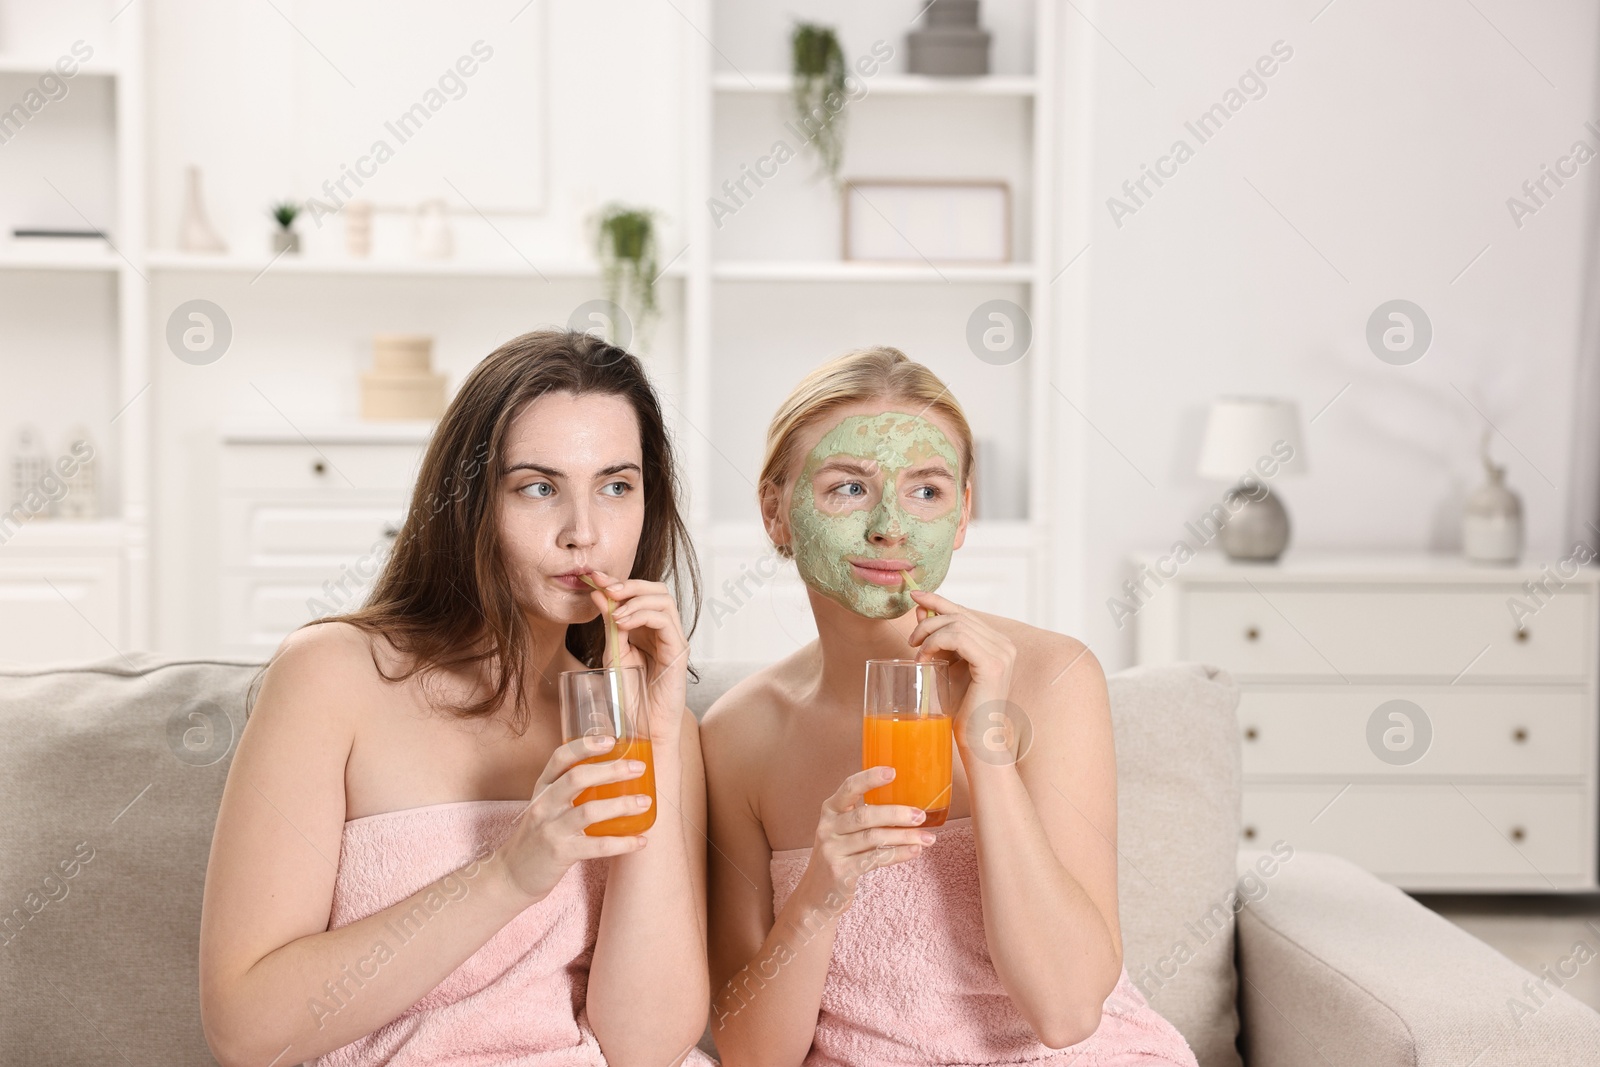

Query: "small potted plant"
<box><xmin>593</xmin><ymin>202</ymin><xmax>660</xmax><ymax>346</ymax></box>
<box><xmin>791</xmin><ymin>22</ymin><xmax>848</xmax><ymax>188</ymax></box>
<box><xmin>270</xmin><ymin>200</ymin><xmax>301</xmax><ymax>254</ymax></box>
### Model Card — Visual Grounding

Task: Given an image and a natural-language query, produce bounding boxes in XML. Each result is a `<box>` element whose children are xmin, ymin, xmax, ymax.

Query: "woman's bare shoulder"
<box><xmin>698</xmin><ymin>651</ymin><xmax>812</xmax><ymax>772</ymax></box>
<box><xmin>252</xmin><ymin>621</ymin><xmax>398</xmax><ymax>725</ymax></box>
<box><xmin>268</xmin><ymin>620</ymin><xmax>385</xmax><ymax>682</ymax></box>
<box><xmin>981</xmin><ymin>613</ymin><xmax>1105</xmax><ymax>695</ymax></box>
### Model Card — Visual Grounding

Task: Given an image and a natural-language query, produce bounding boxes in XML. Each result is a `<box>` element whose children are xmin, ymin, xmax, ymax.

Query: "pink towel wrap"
<box><xmin>768</xmin><ymin>816</ymin><xmax>1199</xmax><ymax>1067</ymax></box>
<box><xmin>309</xmin><ymin>799</ymin><xmax>714</xmax><ymax>1067</ymax></box>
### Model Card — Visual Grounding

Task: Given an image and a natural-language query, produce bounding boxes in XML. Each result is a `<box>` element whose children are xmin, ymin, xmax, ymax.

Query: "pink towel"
<box><xmin>309</xmin><ymin>799</ymin><xmax>714</xmax><ymax>1067</ymax></box>
<box><xmin>768</xmin><ymin>817</ymin><xmax>1199</xmax><ymax>1067</ymax></box>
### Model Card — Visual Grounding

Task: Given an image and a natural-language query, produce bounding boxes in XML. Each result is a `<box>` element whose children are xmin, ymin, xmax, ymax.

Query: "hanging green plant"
<box><xmin>593</xmin><ymin>203</ymin><xmax>660</xmax><ymax>347</ymax></box>
<box><xmin>790</xmin><ymin>22</ymin><xmax>848</xmax><ymax>188</ymax></box>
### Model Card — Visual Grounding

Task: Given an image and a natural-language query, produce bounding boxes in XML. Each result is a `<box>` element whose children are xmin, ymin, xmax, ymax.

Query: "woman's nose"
<box><xmin>866</xmin><ymin>498</ymin><xmax>906</xmax><ymax>544</ymax></box>
<box><xmin>562</xmin><ymin>502</ymin><xmax>599</xmax><ymax>549</ymax></box>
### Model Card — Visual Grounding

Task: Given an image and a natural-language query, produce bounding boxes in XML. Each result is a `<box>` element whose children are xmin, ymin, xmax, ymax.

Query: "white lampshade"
<box><xmin>1197</xmin><ymin>397</ymin><xmax>1307</xmax><ymax>480</ymax></box>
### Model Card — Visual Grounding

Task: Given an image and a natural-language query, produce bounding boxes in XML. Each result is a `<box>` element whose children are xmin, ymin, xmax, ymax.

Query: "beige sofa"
<box><xmin>2</xmin><ymin>653</ymin><xmax>1597</xmax><ymax>1066</ymax></box>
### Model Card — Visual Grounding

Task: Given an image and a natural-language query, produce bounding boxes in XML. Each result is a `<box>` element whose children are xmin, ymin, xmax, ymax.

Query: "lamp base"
<box><xmin>1220</xmin><ymin>484</ymin><xmax>1291</xmax><ymax>561</ymax></box>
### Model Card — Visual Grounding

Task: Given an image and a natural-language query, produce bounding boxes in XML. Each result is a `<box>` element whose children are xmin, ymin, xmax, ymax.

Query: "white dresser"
<box><xmin>1132</xmin><ymin>550</ymin><xmax>1600</xmax><ymax>892</ymax></box>
<box><xmin>218</xmin><ymin>423</ymin><xmax>433</xmax><ymax>657</ymax></box>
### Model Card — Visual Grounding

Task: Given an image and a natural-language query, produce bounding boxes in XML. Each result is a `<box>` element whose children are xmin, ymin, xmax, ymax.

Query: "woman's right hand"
<box><xmin>803</xmin><ymin>767</ymin><xmax>936</xmax><ymax>905</ymax></box>
<box><xmin>493</xmin><ymin>735</ymin><xmax>651</xmax><ymax>904</ymax></box>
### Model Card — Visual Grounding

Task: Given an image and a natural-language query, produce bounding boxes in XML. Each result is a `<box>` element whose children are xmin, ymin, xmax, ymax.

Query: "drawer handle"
<box><xmin>1512</xmin><ymin>727</ymin><xmax>1528</xmax><ymax>743</ymax></box>
<box><xmin>312</xmin><ymin>460</ymin><xmax>327</xmax><ymax>476</ymax></box>
<box><xmin>382</xmin><ymin>523</ymin><xmax>401</xmax><ymax>539</ymax></box>
<box><xmin>1241</xmin><ymin>825</ymin><xmax>1257</xmax><ymax>840</ymax></box>
<box><xmin>1243</xmin><ymin>726</ymin><xmax>1258</xmax><ymax>741</ymax></box>
<box><xmin>1510</xmin><ymin>825</ymin><xmax>1526</xmax><ymax>843</ymax></box>
<box><xmin>1514</xmin><ymin>628</ymin><xmax>1529</xmax><ymax>643</ymax></box>
<box><xmin>1245</xmin><ymin>626</ymin><xmax>1260</xmax><ymax>642</ymax></box>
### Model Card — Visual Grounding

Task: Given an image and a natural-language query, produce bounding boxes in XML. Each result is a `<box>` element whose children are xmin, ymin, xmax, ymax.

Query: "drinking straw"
<box><xmin>902</xmin><ymin>572</ymin><xmax>935</xmax><ymax>718</ymax></box>
<box><xmin>580</xmin><ymin>573</ymin><xmax>628</xmax><ymax>724</ymax></box>
<box><xmin>900</xmin><ymin>570</ymin><xmax>935</xmax><ymax>615</ymax></box>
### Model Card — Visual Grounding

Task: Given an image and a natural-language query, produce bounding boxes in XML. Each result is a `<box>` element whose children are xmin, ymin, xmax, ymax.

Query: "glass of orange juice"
<box><xmin>559</xmin><ymin>665</ymin><xmax>657</xmax><ymax>837</ymax></box>
<box><xmin>862</xmin><ymin>658</ymin><xmax>952</xmax><ymax>827</ymax></box>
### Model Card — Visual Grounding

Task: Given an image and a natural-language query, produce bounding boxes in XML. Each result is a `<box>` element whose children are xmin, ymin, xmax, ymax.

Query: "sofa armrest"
<box><xmin>1235</xmin><ymin>848</ymin><xmax>1600</xmax><ymax>1067</ymax></box>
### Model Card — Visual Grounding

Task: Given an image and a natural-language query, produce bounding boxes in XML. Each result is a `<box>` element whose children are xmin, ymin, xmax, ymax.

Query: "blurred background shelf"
<box><xmin>712</xmin><ymin>72</ymin><xmax>1037</xmax><ymax>96</ymax></box>
<box><xmin>712</xmin><ymin>260</ymin><xmax>1036</xmax><ymax>283</ymax></box>
<box><xmin>0</xmin><ymin>245</ymin><xmax>121</xmax><ymax>271</ymax></box>
<box><xmin>0</xmin><ymin>54</ymin><xmax>117</xmax><ymax>76</ymax></box>
<box><xmin>0</xmin><ymin>517</ymin><xmax>127</xmax><ymax>548</ymax></box>
<box><xmin>144</xmin><ymin>251</ymin><xmax>688</xmax><ymax>280</ymax></box>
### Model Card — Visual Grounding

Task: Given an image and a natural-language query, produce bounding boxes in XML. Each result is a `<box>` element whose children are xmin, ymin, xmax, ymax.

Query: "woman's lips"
<box><xmin>553</xmin><ymin>571</ymin><xmax>593</xmax><ymax>591</ymax></box>
<box><xmin>850</xmin><ymin>559</ymin><xmax>914</xmax><ymax>587</ymax></box>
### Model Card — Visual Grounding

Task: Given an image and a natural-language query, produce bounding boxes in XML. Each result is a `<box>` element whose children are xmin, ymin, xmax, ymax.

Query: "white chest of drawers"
<box><xmin>218</xmin><ymin>423</ymin><xmax>432</xmax><ymax>656</ymax></box>
<box><xmin>1131</xmin><ymin>550</ymin><xmax>1600</xmax><ymax>892</ymax></box>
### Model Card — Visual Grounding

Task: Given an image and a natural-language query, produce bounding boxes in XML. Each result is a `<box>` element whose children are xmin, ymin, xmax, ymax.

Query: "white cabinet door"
<box><xmin>0</xmin><ymin>552</ymin><xmax>123</xmax><ymax>664</ymax></box>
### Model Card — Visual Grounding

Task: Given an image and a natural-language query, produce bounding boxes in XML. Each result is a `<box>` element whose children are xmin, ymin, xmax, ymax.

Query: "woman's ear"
<box><xmin>952</xmin><ymin>479</ymin><xmax>973</xmax><ymax>551</ymax></box>
<box><xmin>759</xmin><ymin>481</ymin><xmax>791</xmax><ymax>555</ymax></box>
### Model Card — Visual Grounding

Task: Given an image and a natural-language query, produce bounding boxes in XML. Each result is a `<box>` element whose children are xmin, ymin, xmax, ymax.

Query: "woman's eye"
<box><xmin>911</xmin><ymin>485</ymin><xmax>941</xmax><ymax>501</ymax></box>
<box><xmin>602</xmin><ymin>481</ymin><xmax>633</xmax><ymax>497</ymax></box>
<box><xmin>520</xmin><ymin>482</ymin><xmax>554</xmax><ymax>499</ymax></box>
<box><xmin>832</xmin><ymin>481</ymin><xmax>866</xmax><ymax>498</ymax></box>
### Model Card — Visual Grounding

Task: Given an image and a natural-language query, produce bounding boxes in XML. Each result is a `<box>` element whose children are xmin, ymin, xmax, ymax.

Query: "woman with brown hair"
<box><xmin>700</xmin><ymin>347</ymin><xmax>1198</xmax><ymax>1065</ymax></box>
<box><xmin>199</xmin><ymin>330</ymin><xmax>714</xmax><ymax>1067</ymax></box>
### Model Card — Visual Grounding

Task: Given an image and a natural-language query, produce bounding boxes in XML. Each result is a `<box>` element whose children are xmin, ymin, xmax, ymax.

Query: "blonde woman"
<box><xmin>700</xmin><ymin>347</ymin><xmax>1197</xmax><ymax>1065</ymax></box>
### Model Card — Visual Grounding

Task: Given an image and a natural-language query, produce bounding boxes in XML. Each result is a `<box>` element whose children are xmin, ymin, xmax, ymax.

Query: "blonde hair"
<box><xmin>758</xmin><ymin>346</ymin><xmax>974</xmax><ymax>559</ymax></box>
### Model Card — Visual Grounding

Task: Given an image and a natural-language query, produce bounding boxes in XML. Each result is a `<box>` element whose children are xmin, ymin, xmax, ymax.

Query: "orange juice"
<box><xmin>863</xmin><ymin>714</ymin><xmax>952</xmax><ymax>826</ymax></box>
<box><xmin>573</xmin><ymin>736</ymin><xmax>657</xmax><ymax>836</ymax></box>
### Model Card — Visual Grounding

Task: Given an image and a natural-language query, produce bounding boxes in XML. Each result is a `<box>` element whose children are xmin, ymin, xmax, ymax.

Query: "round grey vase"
<box><xmin>1220</xmin><ymin>484</ymin><xmax>1290</xmax><ymax>561</ymax></box>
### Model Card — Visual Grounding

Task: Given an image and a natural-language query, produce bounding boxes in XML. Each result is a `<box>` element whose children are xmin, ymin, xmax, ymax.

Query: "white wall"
<box><xmin>1066</xmin><ymin>0</ymin><xmax>1600</xmax><ymax>669</ymax></box>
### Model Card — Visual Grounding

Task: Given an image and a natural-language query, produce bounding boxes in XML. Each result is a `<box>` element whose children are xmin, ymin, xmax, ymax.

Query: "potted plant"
<box><xmin>791</xmin><ymin>22</ymin><xmax>848</xmax><ymax>188</ymax></box>
<box><xmin>593</xmin><ymin>203</ymin><xmax>659</xmax><ymax>347</ymax></box>
<box><xmin>270</xmin><ymin>200</ymin><xmax>301</xmax><ymax>254</ymax></box>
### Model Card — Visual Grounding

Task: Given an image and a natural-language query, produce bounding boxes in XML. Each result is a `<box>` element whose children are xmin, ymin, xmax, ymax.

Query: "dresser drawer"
<box><xmin>1185</xmin><ymin>586</ymin><xmax>1591</xmax><ymax>680</ymax></box>
<box><xmin>1237</xmin><ymin>687</ymin><xmax>1592</xmax><ymax>778</ymax></box>
<box><xmin>221</xmin><ymin>443</ymin><xmax>427</xmax><ymax>492</ymax></box>
<box><xmin>221</xmin><ymin>498</ymin><xmax>405</xmax><ymax>567</ymax></box>
<box><xmin>1241</xmin><ymin>784</ymin><xmax>1593</xmax><ymax>888</ymax></box>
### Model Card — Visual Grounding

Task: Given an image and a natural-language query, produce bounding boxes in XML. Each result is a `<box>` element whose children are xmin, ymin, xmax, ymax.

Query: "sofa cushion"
<box><xmin>0</xmin><ymin>651</ymin><xmax>264</xmax><ymax>1066</ymax></box>
<box><xmin>685</xmin><ymin>660</ymin><xmax>767</xmax><ymax>718</ymax></box>
<box><xmin>1109</xmin><ymin>663</ymin><xmax>1244</xmax><ymax>1067</ymax></box>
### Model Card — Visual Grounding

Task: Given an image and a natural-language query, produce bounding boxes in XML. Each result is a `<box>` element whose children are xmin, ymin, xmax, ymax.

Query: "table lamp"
<box><xmin>1197</xmin><ymin>397</ymin><xmax>1307</xmax><ymax>561</ymax></box>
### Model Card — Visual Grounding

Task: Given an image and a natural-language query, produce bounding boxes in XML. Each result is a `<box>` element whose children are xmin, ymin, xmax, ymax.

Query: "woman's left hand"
<box><xmin>906</xmin><ymin>589</ymin><xmax>1017</xmax><ymax>744</ymax></box>
<box><xmin>586</xmin><ymin>568</ymin><xmax>690</xmax><ymax>751</ymax></box>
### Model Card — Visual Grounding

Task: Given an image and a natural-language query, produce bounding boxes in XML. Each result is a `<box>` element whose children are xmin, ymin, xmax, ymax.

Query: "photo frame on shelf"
<box><xmin>842</xmin><ymin>179</ymin><xmax>1011</xmax><ymax>264</ymax></box>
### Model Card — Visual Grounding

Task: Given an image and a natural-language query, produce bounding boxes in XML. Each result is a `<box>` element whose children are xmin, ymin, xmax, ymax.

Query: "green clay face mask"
<box><xmin>787</xmin><ymin>411</ymin><xmax>963</xmax><ymax>619</ymax></box>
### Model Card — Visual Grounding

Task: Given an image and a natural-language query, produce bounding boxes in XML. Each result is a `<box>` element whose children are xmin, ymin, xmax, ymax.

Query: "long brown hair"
<box><xmin>248</xmin><ymin>329</ymin><xmax>701</xmax><ymax>733</ymax></box>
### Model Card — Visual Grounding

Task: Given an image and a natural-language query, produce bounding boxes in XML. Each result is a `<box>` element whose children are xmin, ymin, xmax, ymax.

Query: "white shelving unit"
<box><xmin>1</xmin><ymin>1</ymin><xmax>1077</xmax><ymax>663</ymax></box>
<box><xmin>0</xmin><ymin>1</ymin><xmax>148</xmax><ymax>662</ymax></box>
<box><xmin>684</xmin><ymin>0</ymin><xmax>1061</xmax><ymax>659</ymax></box>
